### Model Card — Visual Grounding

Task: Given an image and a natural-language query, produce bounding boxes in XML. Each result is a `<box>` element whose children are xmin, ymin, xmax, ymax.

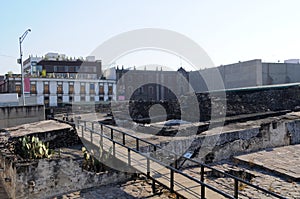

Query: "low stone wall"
<box><xmin>0</xmin><ymin>120</ymin><xmax>133</xmax><ymax>199</ymax></box>
<box><xmin>0</xmin><ymin>150</ymin><xmax>132</xmax><ymax>199</ymax></box>
<box><xmin>0</xmin><ymin>124</ymin><xmax>133</xmax><ymax>198</ymax></box>
<box><xmin>6</xmin><ymin>120</ymin><xmax>80</xmax><ymax>149</ymax></box>
<box><xmin>137</xmin><ymin>113</ymin><xmax>300</xmax><ymax>167</ymax></box>
<box><xmin>0</xmin><ymin>105</ymin><xmax>45</xmax><ymax>128</ymax></box>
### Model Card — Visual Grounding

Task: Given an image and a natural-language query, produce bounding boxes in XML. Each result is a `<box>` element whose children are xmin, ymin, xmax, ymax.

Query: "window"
<box><xmin>44</xmin><ymin>96</ymin><xmax>49</xmax><ymax>107</ymax></box>
<box><xmin>80</xmin><ymin>83</ymin><xmax>85</xmax><ymax>94</ymax></box>
<box><xmin>99</xmin><ymin>96</ymin><xmax>104</xmax><ymax>101</ymax></box>
<box><xmin>99</xmin><ymin>85</ymin><xmax>104</xmax><ymax>95</ymax></box>
<box><xmin>30</xmin><ymin>83</ymin><xmax>37</xmax><ymax>94</ymax></box>
<box><xmin>69</xmin><ymin>66</ymin><xmax>76</xmax><ymax>72</ymax></box>
<box><xmin>90</xmin><ymin>96</ymin><xmax>95</xmax><ymax>101</ymax></box>
<box><xmin>148</xmin><ymin>86</ymin><xmax>154</xmax><ymax>95</ymax></box>
<box><xmin>90</xmin><ymin>84</ymin><xmax>95</xmax><ymax>95</ymax></box>
<box><xmin>57</xmin><ymin>83</ymin><xmax>63</xmax><ymax>94</ymax></box>
<box><xmin>80</xmin><ymin>96</ymin><xmax>85</xmax><ymax>102</ymax></box>
<box><xmin>44</xmin><ymin>82</ymin><xmax>49</xmax><ymax>94</ymax></box>
<box><xmin>45</xmin><ymin>65</ymin><xmax>53</xmax><ymax>72</ymax></box>
<box><xmin>69</xmin><ymin>83</ymin><xmax>74</xmax><ymax>95</ymax></box>
<box><xmin>108</xmin><ymin>85</ymin><xmax>113</xmax><ymax>95</ymax></box>
<box><xmin>57</xmin><ymin>66</ymin><xmax>65</xmax><ymax>72</ymax></box>
<box><xmin>69</xmin><ymin>96</ymin><xmax>73</xmax><ymax>102</ymax></box>
<box><xmin>15</xmin><ymin>85</ymin><xmax>21</xmax><ymax>95</ymax></box>
<box><xmin>57</xmin><ymin>96</ymin><xmax>63</xmax><ymax>107</ymax></box>
<box><xmin>138</xmin><ymin>86</ymin><xmax>143</xmax><ymax>94</ymax></box>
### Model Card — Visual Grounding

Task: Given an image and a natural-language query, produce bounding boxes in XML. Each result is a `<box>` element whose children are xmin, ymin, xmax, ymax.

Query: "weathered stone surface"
<box><xmin>0</xmin><ymin>146</ymin><xmax>133</xmax><ymax>199</ymax></box>
<box><xmin>187</xmin><ymin>159</ymin><xmax>300</xmax><ymax>199</ymax></box>
<box><xmin>6</xmin><ymin>120</ymin><xmax>71</xmax><ymax>138</ymax></box>
<box><xmin>234</xmin><ymin>144</ymin><xmax>300</xmax><ymax>181</ymax></box>
<box><xmin>56</xmin><ymin>177</ymin><xmax>177</xmax><ymax>199</ymax></box>
<box><xmin>6</xmin><ymin>120</ymin><xmax>81</xmax><ymax>148</ymax></box>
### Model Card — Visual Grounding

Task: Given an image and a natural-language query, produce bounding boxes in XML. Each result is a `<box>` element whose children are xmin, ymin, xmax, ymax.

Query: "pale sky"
<box><xmin>1</xmin><ymin>0</ymin><xmax>300</xmax><ymax>74</ymax></box>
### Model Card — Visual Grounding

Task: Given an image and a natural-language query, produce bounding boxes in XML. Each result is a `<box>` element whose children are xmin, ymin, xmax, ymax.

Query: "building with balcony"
<box><xmin>0</xmin><ymin>53</ymin><xmax>116</xmax><ymax>107</ymax></box>
<box><xmin>23</xmin><ymin>53</ymin><xmax>102</xmax><ymax>79</ymax></box>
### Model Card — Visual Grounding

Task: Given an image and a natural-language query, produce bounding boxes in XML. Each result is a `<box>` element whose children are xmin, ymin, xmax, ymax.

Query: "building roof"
<box><xmin>38</xmin><ymin>59</ymin><xmax>101</xmax><ymax>66</ymax></box>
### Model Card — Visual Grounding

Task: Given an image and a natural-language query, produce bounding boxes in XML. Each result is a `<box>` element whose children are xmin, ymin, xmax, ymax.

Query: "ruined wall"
<box><xmin>137</xmin><ymin>115</ymin><xmax>300</xmax><ymax>167</ymax></box>
<box><xmin>0</xmin><ymin>105</ymin><xmax>45</xmax><ymax>128</ymax></box>
<box><xmin>125</xmin><ymin>84</ymin><xmax>300</xmax><ymax>123</ymax></box>
<box><xmin>286</xmin><ymin>120</ymin><xmax>300</xmax><ymax>145</ymax></box>
<box><xmin>192</xmin><ymin>117</ymin><xmax>300</xmax><ymax>164</ymax></box>
<box><xmin>0</xmin><ymin>151</ymin><xmax>131</xmax><ymax>199</ymax></box>
<box><xmin>9</xmin><ymin>124</ymin><xmax>81</xmax><ymax>149</ymax></box>
<box><xmin>0</xmin><ymin>125</ymin><xmax>132</xmax><ymax>199</ymax></box>
<box><xmin>14</xmin><ymin>158</ymin><xmax>131</xmax><ymax>199</ymax></box>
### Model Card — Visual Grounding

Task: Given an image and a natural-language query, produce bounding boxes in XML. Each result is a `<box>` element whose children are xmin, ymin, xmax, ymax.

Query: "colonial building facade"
<box><xmin>0</xmin><ymin>53</ymin><xmax>116</xmax><ymax>107</ymax></box>
<box><xmin>116</xmin><ymin>66</ymin><xmax>190</xmax><ymax>101</ymax></box>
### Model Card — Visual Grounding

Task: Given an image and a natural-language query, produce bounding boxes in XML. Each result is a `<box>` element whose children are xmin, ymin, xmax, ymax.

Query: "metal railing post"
<box><xmin>123</xmin><ymin>133</ymin><xmax>125</xmax><ymax>145</ymax></box>
<box><xmin>152</xmin><ymin>179</ymin><xmax>156</xmax><ymax>193</ymax></box>
<box><xmin>170</xmin><ymin>169</ymin><xmax>174</xmax><ymax>192</ymax></box>
<box><xmin>147</xmin><ymin>157</ymin><xmax>150</xmax><ymax>178</ymax></box>
<box><xmin>92</xmin><ymin>122</ymin><xmax>94</xmax><ymax>131</ymax></box>
<box><xmin>100</xmin><ymin>124</ymin><xmax>103</xmax><ymax>147</ymax></box>
<box><xmin>81</xmin><ymin>125</ymin><xmax>84</xmax><ymax>138</ymax></box>
<box><xmin>128</xmin><ymin>148</ymin><xmax>131</xmax><ymax>166</ymax></box>
<box><xmin>201</xmin><ymin>165</ymin><xmax>205</xmax><ymax>199</ymax></box>
<box><xmin>113</xmin><ymin>141</ymin><xmax>116</xmax><ymax>157</ymax></box>
<box><xmin>136</xmin><ymin>138</ymin><xmax>139</xmax><ymax>151</ymax></box>
<box><xmin>174</xmin><ymin>154</ymin><xmax>178</xmax><ymax>169</ymax></box>
<box><xmin>111</xmin><ymin>129</ymin><xmax>113</xmax><ymax>140</ymax></box>
<box><xmin>234</xmin><ymin>179</ymin><xmax>239</xmax><ymax>198</ymax></box>
<box><xmin>90</xmin><ymin>130</ymin><xmax>93</xmax><ymax>144</ymax></box>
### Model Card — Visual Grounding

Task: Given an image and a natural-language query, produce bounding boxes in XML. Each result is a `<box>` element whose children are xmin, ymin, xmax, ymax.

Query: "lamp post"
<box><xmin>18</xmin><ymin>29</ymin><xmax>31</xmax><ymax>106</ymax></box>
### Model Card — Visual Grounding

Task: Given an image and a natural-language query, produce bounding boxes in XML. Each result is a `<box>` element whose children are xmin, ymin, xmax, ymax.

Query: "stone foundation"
<box><xmin>0</xmin><ymin>121</ymin><xmax>133</xmax><ymax>199</ymax></box>
<box><xmin>0</xmin><ymin>148</ymin><xmax>132</xmax><ymax>199</ymax></box>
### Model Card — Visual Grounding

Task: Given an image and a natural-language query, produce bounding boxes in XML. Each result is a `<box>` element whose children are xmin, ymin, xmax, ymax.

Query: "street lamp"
<box><xmin>18</xmin><ymin>29</ymin><xmax>31</xmax><ymax>106</ymax></box>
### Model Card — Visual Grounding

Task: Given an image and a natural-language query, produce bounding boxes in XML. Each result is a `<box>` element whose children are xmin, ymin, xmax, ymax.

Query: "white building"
<box><xmin>1</xmin><ymin>53</ymin><xmax>116</xmax><ymax>107</ymax></box>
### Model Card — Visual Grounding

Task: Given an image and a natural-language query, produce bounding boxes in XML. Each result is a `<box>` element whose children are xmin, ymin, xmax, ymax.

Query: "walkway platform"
<box><xmin>78</xmin><ymin>122</ymin><xmax>227</xmax><ymax>199</ymax></box>
<box><xmin>234</xmin><ymin>144</ymin><xmax>300</xmax><ymax>181</ymax></box>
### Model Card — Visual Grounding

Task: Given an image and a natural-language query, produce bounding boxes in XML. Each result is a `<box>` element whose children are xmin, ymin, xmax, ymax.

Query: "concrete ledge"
<box><xmin>0</xmin><ymin>105</ymin><xmax>45</xmax><ymax>128</ymax></box>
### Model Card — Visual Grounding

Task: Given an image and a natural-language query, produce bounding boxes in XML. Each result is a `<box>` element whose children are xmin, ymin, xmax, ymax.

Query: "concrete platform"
<box><xmin>5</xmin><ymin>120</ymin><xmax>72</xmax><ymax>138</ymax></box>
<box><xmin>234</xmin><ymin>144</ymin><xmax>300</xmax><ymax>181</ymax></box>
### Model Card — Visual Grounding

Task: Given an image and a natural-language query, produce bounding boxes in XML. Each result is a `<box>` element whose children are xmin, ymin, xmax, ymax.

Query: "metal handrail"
<box><xmin>74</xmin><ymin>119</ymin><xmax>286</xmax><ymax>199</ymax></box>
<box><xmin>81</xmin><ymin>124</ymin><xmax>234</xmax><ymax>199</ymax></box>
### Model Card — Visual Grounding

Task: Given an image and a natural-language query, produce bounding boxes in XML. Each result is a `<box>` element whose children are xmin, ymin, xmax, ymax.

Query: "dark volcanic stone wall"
<box><xmin>224</xmin><ymin>86</ymin><xmax>300</xmax><ymax>116</ymax></box>
<box><xmin>127</xmin><ymin>85</ymin><xmax>300</xmax><ymax>122</ymax></box>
